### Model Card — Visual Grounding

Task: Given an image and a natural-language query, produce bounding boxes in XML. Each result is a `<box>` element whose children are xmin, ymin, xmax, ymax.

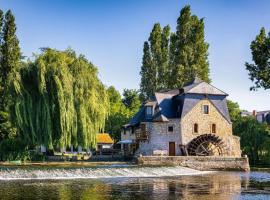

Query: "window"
<box><xmin>168</xmin><ymin>125</ymin><xmax>174</xmax><ymax>133</ymax></box>
<box><xmin>194</xmin><ymin>123</ymin><xmax>198</xmax><ymax>133</ymax></box>
<box><xmin>146</xmin><ymin>106</ymin><xmax>153</xmax><ymax>116</ymax></box>
<box><xmin>141</xmin><ymin>124</ymin><xmax>146</xmax><ymax>132</ymax></box>
<box><xmin>212</xmin><ymin>124</ymin><xmax>216</xmax><ymax>133</ymax></box>
<box><xmin>203</xmin><ymin>105</ymin><xmax>209</xmax><ymax>114</ymax></box>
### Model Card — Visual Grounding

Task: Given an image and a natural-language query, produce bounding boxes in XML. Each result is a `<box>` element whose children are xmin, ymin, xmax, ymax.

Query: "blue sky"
<box><xmin>1</xmin><ymin>0</ymin><xmax>270</xmax><ymax>111</ymax></box>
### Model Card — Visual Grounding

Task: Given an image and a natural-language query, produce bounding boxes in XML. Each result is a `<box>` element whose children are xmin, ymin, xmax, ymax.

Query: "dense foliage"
<box><xmin>0</xmin><ymin>9</ymin><xmax>139</xmax><ymax>161</ymax></box>
<box><xmin>246</xmin><ymin>27</ymin><xmax>270</xmax><ymax>90</ymax></box>
<box><xmin>169</xmin><ymin>5</ymin><xmax>210</xmax><ymax>88</ymax></box>
<box><xmin>227</xmin><ymin>100</ymin><xmax>270</xmax><ymax>165</ymax></box>
<box><xmin>227</xmin><ymin>100</ymin><xmax>241</xmax><ymax>123</ymax></box>
<box><xmin>9</xmin><ymin>49</ymin><xmax>109</xmax><ymax>150</ymax></box>
<box><xmin>105</xmin><ymin>87</ymin><xmax>141</xmax><ymax>141</ymax></box>
<box><xmin>140</xmin><ymin>5</ymin><xmax>210</xmax><ymax>100</ymax></box>
<box><xmin>234</xmin><ymin>117</ymin><xmax>270</xmax><ymax>165</ymax></box>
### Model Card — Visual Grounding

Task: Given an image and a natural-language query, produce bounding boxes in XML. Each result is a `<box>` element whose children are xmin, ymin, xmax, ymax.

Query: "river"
<box><xmin>0</xmin><ymin>163</ymin><xmax>269</xmax><ymax>199</ymax></box>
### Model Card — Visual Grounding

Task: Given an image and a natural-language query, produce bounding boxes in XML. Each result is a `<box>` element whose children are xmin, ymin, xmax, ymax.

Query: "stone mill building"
<box><xmin>120</xmin><ymin>77</ymin><xmax>242</xmax><ymax>157</ymax></box>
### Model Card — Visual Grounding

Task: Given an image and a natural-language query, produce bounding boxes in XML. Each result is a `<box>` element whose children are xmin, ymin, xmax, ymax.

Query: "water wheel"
<box><xmin>187</xmin><ymin>134</ymin><xmax>226</xmax><ymax>156</ymax></box>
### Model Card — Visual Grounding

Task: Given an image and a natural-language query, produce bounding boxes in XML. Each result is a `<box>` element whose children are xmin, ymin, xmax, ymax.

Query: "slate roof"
<box><xmin>153</xmin><ymin>112</ymin><xmax>169</xmax><ymax>122</ymax></box>
<box><xmin>181</xmin><ymin>77</ymin><xmax>228</xmax><ymax>96</ymax></box>
<box><xmin>127</xmin><ymin>77</ymin><xmax>231</xmax><ymax>126</ymax></box>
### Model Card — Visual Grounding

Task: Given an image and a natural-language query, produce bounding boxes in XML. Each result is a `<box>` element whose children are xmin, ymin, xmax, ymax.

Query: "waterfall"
<box><xmin>0</xmin><ymin>165</ymin><xmax>209</xmax><ymax>180</ymax></box>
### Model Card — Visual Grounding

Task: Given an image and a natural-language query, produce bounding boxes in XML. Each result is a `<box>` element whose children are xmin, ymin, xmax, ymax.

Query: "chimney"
<box><xmin>253</xmin><ymin>110</ymin><xmax>257</xmax><ymax>117</ymax></box>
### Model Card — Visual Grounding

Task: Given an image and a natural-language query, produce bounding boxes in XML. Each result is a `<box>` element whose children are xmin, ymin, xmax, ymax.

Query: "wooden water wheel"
<box><xmin>187</xmin><ymin>134</ymin><xmax>226</xmax><ymax>156</ymax></box>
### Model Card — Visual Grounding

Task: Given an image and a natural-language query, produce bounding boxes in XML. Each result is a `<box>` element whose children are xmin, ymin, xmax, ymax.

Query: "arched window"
<box><xmin>212</xmin><ymin>124</ymin><xmax>216</xmax><ymax>133</ymax></box>
<box><xmin>194</xmin><ymin>123</ymin><xmax>198</xmax><ymax>133</ymax></box>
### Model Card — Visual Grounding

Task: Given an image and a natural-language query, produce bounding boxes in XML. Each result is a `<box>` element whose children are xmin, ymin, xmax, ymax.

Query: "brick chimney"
<box><xmin>253</xmin><ymin>110</ymin><xmax>257</xmax><ymax>117</ymax></box>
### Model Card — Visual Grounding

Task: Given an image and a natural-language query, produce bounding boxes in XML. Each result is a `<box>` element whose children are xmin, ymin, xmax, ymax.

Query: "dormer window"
<box><xmin>146</xmin><ymin>106</ymin><xmax>153</xmax><ymax>117</ymax></box>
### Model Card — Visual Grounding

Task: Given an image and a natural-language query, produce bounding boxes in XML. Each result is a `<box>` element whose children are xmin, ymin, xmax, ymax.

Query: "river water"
<box><xmin>0</xmin><ymin>164</ymin><xmax>270</xmax><ymax>200</ymax></box>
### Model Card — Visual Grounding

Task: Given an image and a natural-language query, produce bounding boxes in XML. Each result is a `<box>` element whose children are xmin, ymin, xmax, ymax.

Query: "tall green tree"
<box><xmin>160</xmin><ymin>25</ymin><xmax>170</xmax><ymax>89</ymax></box>
<box><xmin>0</xmin><ymin>9</ymin><xmax>19</xmax><ymax>146</ymax></box>
<box><xmin>140</xmin><ymin>23</ymin><xmax>171</xmax><ymax>100</ymax></box>
<box><xmin>9</xmin><ymin>49</ymin><xmax>109</xmax><ymax>150</ymax></box>
<box><xmin>105</xmin><ymin>86</ymin><xmax>127</xmax><ymax>140</ymax></box>
<box><xmin>105</xmin><ymin>87</ymin><xmax>141</xmax><ymax>141</ymax></box>
<box><xmin>0</xmin><ymin>9</ymin><xmax>3</xmax><ymax>61</ymax></box>
<box><xmin>169</xmin><ymin>5</ymin><xmax>210</xmax><ymax>88</ymax></box>
<box><xmin>0</xmin><ymin>10</ymin><xmax>21</xmax><ymax>111</ymax></box>
<box><xmin>140</xmin><ymin>5</ymin><xmax>210</xmax><ymax>95</ymax></box>
<box><xmin>140</xmin><ymin>41</ymin><xmax>154</xmax><ymax>100</ymax></box>
<box><xmin>246</xmin><ymin>27</ymin><xmax>270</xmax><ymax>90</ymax></box>
<box><xmin>122</xmin><ymin>89</ymin><xmax>141</xmax><ymax>116</ymax></box>
<box><xmin>0</xmin><ymin>9</ymin><xmax>4</xmax><ymax>111</ymax></box>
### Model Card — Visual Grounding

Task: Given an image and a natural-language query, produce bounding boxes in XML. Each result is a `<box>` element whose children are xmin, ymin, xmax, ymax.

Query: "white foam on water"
<box><xmin>0</xmin><ymin>166</ymin><xmax>211</xmax><ymax>180</ymax></box>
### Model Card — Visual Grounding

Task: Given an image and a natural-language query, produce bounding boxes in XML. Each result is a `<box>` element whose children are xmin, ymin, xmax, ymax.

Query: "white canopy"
<box><xmin>117</xmin><ymin>140</ymin><xmax>133</xmax><ymax>144</ymax></box>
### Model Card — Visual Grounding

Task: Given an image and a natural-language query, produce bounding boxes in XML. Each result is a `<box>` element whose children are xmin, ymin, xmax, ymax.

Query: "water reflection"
<box><xmin>0</xmin><ymin>172</ymin><xmax>270</xmax><ymax>200</ymax></box>
<box><xmin>107</xmin><ymin>173</ymin><xmax>243</xmax><ymax>200</ymax></box>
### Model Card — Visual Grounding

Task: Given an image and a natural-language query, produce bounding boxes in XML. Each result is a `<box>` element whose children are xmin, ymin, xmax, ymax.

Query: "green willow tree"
<box><xmin>9</xmin><ymin>49</ymin><xmax>109</xmax><ymax>150</ymax></box>
<box><xmin>246</xmin><ymin>27</ymin><xmax>270</xmax><ymax>90</ymax></box>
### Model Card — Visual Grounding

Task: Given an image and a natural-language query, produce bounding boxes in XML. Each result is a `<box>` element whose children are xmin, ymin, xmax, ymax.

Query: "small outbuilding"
<box><xmin>96</xmin><ymin>133</ymin><xmax>114</xmax><ymax>152</ymax></box>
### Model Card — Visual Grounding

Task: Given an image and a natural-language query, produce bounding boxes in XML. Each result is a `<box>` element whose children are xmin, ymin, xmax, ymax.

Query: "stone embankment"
<box><xmin>136</xmin><ymin>156</ymin><xmax>250</xmax><ymax>171</ymax></box>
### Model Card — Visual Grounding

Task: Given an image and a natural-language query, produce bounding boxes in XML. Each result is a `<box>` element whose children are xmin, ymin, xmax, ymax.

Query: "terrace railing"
<box><xmin>135</xmin><ymin>130</ymin><xmax>149</xmax><ymax>141</ymax></box>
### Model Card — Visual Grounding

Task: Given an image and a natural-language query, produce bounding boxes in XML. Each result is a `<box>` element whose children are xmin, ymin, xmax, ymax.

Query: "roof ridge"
<box><xmin>185</xmin><ymin>81</ymin><xmax>228</xmax><ymax>96</ymax></box>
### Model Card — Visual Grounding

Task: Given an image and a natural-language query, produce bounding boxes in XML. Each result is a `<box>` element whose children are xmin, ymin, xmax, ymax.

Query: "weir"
<box><xmin>0</xmin><ymin>165</ymin><xmax>209</xmax><ymax>180</ymax></box>
<box><xmin>136</xmin><ymin>156</ymin><xmax>250</xmax><ymax>171</ymax></box>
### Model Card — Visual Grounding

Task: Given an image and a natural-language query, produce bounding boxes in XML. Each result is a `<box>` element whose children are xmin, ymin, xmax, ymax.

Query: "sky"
<box><xmin>0</xmin><ymin>0</ymin><xmax>270</xmax><ymax>111</ymax></box>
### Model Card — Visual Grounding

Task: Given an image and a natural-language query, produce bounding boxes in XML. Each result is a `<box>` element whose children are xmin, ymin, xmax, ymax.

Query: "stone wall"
<box><xmin>136</xmin><ymin>156</ymin><xmax>250</xmax><ymax>171</ymax></box>
<box><xmin>121</xmin><ymin>128</ymin><xmax>136</xmax><ymax>141</ymax></box>
<box><xmin>137</xmin><ymin>119</ymin><xmax>182</xmax><ymax>155</ymax></box>
<box><xmin>181</xmin><ymin>99</ymin><xmax>241</xmax><ymax>157</ymax></box>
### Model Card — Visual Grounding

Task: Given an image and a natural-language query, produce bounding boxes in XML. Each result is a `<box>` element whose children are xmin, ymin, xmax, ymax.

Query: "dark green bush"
<box><xmin>0</xmin><ymin>138</ymin><xmax>44</xmax><ymax>161</ymax></box>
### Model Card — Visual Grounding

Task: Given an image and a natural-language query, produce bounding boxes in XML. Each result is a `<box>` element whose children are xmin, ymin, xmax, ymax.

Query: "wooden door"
<box><xmin>169</xmin><ymin>142</ymin><xmax>176</xmax><ymax>156</ymax></box>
